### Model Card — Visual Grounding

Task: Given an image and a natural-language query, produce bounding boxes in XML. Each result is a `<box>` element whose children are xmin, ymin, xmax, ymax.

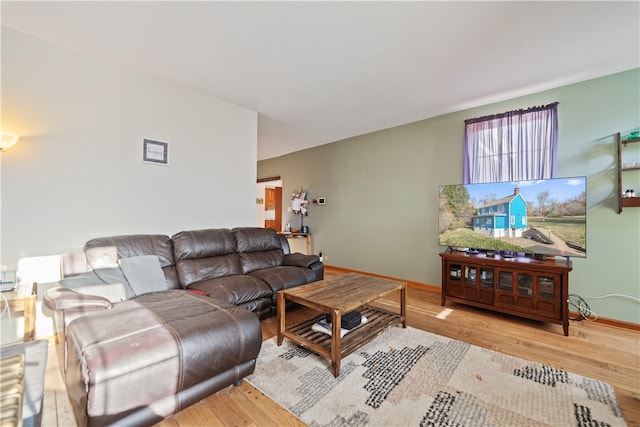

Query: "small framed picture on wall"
<box><xmin>142</xmin><ymin>139</ymin><xmax>169</xmax><ymax>165</ymax></box>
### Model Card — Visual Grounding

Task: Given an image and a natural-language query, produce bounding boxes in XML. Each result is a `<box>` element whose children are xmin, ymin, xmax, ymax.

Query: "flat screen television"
<box><xmin>438</xmin><ymin>177</ymin><xmax>587</xmax><ymax>258</ymax></box>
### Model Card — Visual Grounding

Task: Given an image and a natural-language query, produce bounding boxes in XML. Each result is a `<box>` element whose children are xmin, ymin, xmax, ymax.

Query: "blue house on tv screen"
<box><xmin>473</xmin><ymin>188</ymin><xmax>527</xmax><ymax>238</ymax></box>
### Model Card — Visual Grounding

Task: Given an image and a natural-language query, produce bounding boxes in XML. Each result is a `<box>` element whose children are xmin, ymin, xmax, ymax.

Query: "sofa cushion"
<box><xmin>118</xmin><ymin>255</ymin><xmax>168</xmax><ymax>296</ymax></box>
<box><xmin>239</xmin><ymin>249</ymin><xmax>284</xmax><ymax>274</ymax></box>
<box><xmin>249</xmin><ymin>265</ymin><xmax>319</xmax><ymax>300</ymax></box>
<box><xmin>283</xmin><ymin>253</ymin><xmax>321</xmax><ymax>268</ymax></box>
<box><xmin>84</xmin><ymin>234</ymin><xmax>180</xmax><ymax>289</ymax></box>
<box><xmin>73</xmin><ymin>283</ymin><xmax>128</xmax><ymax>303</ymax></box>
<box><xmin>66</xmin><ymin>301</ymin><xmax>181</xmax><ymax>426</ymax></box>
<box><xmin>172</xmin><ymin>229</ymin><xmax>242</xmax><ymax>287</ymax></box>
<box><xmin>64</xmin><ymin>290</ymin><xmax>262</xmax><ymax>426</ymax></box>
<box><xmin>60</xmin><ymin>269</ymin><xmax>135</xmax><ymax>300</ymax></box>
<box><xmin>232</xmin><ymin>227</ymin><xmax>284</xmax><ymax>273</ymax></box>
<box><xmin>235</xmin><ymin>298</ymin><xmax>272</xmax><ymax>319</ymax></box>
<box><xmin>180</xmin><ymin>253</ymin><xmax>242</xmax><ymax>287</ymax></box>
<box><xmin>84</xmin><ymin>245</ymin><xmax>118</xmax><ymax>269</ymax></box>
<box><xmin>186</xmin><ymin>275</ymin><xmax>272</xmax><ymax>306</ymax></box>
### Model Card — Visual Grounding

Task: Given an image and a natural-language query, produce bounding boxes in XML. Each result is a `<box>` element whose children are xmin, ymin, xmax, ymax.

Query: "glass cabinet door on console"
<box><xmin>478</xmin><ymin>268</ymin><xmax>494</xmax><ymax>304</ymax></box>
<box><xmin>495</xmin><ymin>269</ymin><xmax>526</xmax><ymax>308</ymax></box>
<box><xmin>495</xmin><ymin>268</ymin><xmax>561</xmax><ymax>319</ymax></box>
<box><xmin>446</xmin><ymin>263</ymin><xmax>463</xmax><ymax>298</ymax></box>
<box><xmin>498</xmin><ymin>270</ymin><xmax>513</xmax><ymax>293</ymax></box>
<box><xmin>535</xmin><ymin>274</ymin><xmax>560</xmax><ymax>318</ymax></box>
<box><xmin>445</xmin><ymin>262</ymin><xmax>493</xmax><ymax>304</ymax></box>
<box><xmin>463</xmin><ymin>266</ymin><xmax>477</xmax><ymax>300</ymax></box>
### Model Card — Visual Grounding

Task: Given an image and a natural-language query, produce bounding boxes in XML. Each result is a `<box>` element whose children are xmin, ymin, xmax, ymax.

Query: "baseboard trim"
<box><xmin>324</xmin><ymin>264</ymin><xmax>639</xmax><ymax>332</ymax></box>
<box><xmin>568</xmin><ymin>313</ymin><xmax>640</xmax><ymax>331</ymax></box>
<box><xmin>325</xmin><ymin>265</ymin><xmax>441</xmax><ymax>293</ymax></box>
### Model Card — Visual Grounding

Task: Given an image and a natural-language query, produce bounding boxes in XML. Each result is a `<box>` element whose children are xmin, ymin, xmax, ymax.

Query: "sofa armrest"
<box><xmin>45</xmin><ymin>288</ymin><xmax>112</xmax><ymax>378</ymax></box>
<box><xmin>283</xmin><ymin>253</ymin><xmax>320</xmax><ymax>268</ymax></box>
<box><xmin>308</xmin><ymin>261</ymin><xmax>324</xmax><ymax>281</ymax></box>
<box><xmin>277</xmin><ymin>234</ymin><xmax>291</xmax><ymax>255</ymax></box>
<box><xmin>44</xmin><ymin>287</ymin><xmax>112</xmax><ymax>311</ymax></box>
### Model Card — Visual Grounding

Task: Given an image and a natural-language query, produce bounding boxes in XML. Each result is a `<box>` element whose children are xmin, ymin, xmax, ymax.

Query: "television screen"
<box><xmin>438</xmin><ymin>177</ymin><xmax>587</xmax><ymax>258</ymax></box>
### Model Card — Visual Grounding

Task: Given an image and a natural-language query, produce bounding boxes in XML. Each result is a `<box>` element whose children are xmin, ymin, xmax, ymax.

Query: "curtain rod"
<box><xmin>464</xmin><ymin>102</ymin><xmax>559</xmax><ymax>125</ymax></box>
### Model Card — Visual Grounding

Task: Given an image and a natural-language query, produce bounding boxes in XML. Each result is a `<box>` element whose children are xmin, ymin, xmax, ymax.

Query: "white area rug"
<box><xmin>247</xmin><ymin>326</ymin><xmax>626</xmax><ymax>427</ymax></box>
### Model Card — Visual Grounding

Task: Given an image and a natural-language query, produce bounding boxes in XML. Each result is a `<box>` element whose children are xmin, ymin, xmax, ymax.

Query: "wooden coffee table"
<box><xmin>277</xmin><ymin>273</ymin><xmax>406</xmax><ymax>377</ymax></box>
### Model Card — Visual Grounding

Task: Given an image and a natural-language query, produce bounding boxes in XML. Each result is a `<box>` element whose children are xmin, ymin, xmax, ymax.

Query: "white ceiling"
<box><xmin>2</xmin><ymin>1</ymin><xmax>639</xmax><ymax>160</ymax></box>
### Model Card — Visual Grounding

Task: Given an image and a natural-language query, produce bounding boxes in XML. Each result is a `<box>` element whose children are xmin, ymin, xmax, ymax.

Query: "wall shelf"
<box><xmin>621</xmin><ymin>197</ymin><xmax>640</xmax><ymax>208</ymax></box>
<box><xmin>616</xmin><ymin>132</ymin><xmax>640</xmax><ymax>214</ymax></box>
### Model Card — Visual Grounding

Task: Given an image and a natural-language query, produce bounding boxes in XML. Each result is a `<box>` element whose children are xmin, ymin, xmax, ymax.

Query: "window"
<box><xmin>463</xmin><ymin>103</ymin><xmax>558</xmax><ymax>184</ymax></box>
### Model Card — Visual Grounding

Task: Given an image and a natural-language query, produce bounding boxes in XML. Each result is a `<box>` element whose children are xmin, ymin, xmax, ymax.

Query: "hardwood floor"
<box><xmin>43</xmin><ymin>267</ymin><xmax>639</xmax><ymax>426</ymax></box>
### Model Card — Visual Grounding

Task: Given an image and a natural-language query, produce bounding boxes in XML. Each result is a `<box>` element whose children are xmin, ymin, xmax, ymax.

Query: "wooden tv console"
<box><xmin>440</xmin><ymin>250</ymin><xmax>572</xmax><ymax>336</ymax></box>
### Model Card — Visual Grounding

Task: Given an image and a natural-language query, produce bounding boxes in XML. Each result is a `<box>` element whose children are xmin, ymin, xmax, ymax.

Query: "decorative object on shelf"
<box><xmin>0</xmin><ymin>131</ymin><xmax>20</xmax><ymax>151</ymax></box>
<box><xmin>142</xmin><ymin>138</ymin><xmax>169</xmax><ymax>165</ymax></box>
<box><xmin>291</xmin><ymin>188</ymin><xmax>309</xmax><ymax>232</ymax></box>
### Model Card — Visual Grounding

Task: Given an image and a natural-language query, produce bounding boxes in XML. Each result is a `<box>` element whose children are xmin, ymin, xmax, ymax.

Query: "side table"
<box><xmin>2</xmin><ymin>290</ymin><xmax>37</xmax><ymax>341</ymax></box>
<box><xmin>280</xmin><ymin>232</ymin><xmax>311</xmax><ymax>254</ymax></box>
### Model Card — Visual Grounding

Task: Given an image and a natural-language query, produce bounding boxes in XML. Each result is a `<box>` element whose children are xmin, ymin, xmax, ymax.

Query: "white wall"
<box><xmin>1</xmin><ymin>28</ymin><xmax>258</xmax><ymax>270</ymax></box>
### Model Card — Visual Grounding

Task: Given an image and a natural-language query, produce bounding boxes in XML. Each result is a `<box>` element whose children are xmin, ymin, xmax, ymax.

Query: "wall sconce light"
<box><xmin>1</xmin><ymin>131</ymin><xmax>20</xmax><ymax>151</ymax></box>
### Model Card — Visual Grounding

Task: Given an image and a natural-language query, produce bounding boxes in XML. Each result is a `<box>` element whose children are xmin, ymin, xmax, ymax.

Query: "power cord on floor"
<box><xmin>568</xmin><ymin>293</ymin><xmax>640</xmax><ymax>321</ymax></box>
<box><xmin>567</xmin><ymin>294</ymin><xmax>596</xmax><ymax>321</ymax></box>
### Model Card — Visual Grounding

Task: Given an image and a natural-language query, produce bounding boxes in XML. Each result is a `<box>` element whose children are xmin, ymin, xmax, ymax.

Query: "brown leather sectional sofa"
<box><xmin>45</xmin><ymin>227</ymin><xmax>323</xmax><ymax>426</ymax></box>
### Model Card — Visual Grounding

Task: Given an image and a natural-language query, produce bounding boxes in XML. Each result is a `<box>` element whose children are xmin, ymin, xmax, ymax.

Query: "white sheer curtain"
<box><xmin>463</xmin><ymin>103</ymin><xmax>558</xmax><ymax>184</ymax></box>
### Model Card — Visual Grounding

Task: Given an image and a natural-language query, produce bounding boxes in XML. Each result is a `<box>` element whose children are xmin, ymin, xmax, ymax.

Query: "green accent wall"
<box><xmin>259</xmin><ymin>69</ymin><xmax>640</xmax><ymax>324</ymax></box>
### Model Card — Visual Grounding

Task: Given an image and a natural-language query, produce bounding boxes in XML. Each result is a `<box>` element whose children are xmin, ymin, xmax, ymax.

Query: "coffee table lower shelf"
<box><xmin>280</xmin><ymin>305</ymin><xmax>404</xmax><ymax>374</ymax></box>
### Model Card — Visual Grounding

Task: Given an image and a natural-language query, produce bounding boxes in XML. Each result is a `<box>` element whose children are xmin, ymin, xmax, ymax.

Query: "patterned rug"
<box><xmin>246</xmin><ymin>326</ymin><xmax>626</xmax><ymax>427</ymax></box>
